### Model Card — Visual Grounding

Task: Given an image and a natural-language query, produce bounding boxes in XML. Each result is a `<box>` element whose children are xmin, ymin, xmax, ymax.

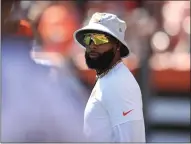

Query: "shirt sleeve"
<box><xmin>113</xmin><ymin>120</ymin><xmax>146</xmax><ymax>142</ymax></box>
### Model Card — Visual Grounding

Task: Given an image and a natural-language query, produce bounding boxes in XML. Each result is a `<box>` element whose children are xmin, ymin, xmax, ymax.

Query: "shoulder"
<box><xmin>100</xmin><ymin>63</ymin><xmax>141</xmax><ymax>97</ymax></box>
<box><xmin>2</xmin><ymin>35</ymin><xmax>32</xmax><ymax>62</ymax></box>
<box><xmin>2</xmin><ymin>35</ymin><xmax>32</xmax><ymax>48</ymax></box>
<box><xmin>98</xmin><ymin>63</ymin><xmax>142</xmax><ymax>108</ymax></box>
<box><xmin>102</xmin><ymin>62</ymin><xmax>137</xmax><ymax>84</ymax></box>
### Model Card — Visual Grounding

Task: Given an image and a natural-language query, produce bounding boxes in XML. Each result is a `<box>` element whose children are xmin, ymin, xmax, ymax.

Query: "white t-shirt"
<box><xmin>84</xmin><ymin>62</ymin><xmax>145</xmax><ymax>142</ymax></box>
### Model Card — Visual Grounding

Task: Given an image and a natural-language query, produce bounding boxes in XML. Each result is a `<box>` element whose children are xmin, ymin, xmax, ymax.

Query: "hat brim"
<box><xmin>73</xmin><ymin>23</ymin><xmax>130</xmax><ymax>58</ymax></box>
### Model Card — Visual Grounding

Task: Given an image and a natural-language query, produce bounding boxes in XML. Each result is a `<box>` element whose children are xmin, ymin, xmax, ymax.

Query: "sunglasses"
<box><xmin>83</xmin><ymin>33</ymin><xmax>110</xmax><ymax>46</ymax></box>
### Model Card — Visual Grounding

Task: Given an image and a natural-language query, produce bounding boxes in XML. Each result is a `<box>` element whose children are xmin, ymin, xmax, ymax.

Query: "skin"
<box><xmin>88</xmin><ymin>36</ymin><xmax>122</xmax><ymax>74</ymax></box>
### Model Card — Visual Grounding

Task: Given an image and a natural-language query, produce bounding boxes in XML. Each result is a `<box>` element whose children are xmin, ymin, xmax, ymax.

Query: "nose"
<box><xmin>89</xmin><ymin>40</ymin><xmax>98</xmax><ymax>50</ymax></box>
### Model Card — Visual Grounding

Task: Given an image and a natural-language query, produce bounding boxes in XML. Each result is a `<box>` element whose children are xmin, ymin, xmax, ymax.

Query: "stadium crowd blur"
<box><xmin>1</xmin><ymin>0</ymin><xmax>190</xmax><ymax>143</ymax></box>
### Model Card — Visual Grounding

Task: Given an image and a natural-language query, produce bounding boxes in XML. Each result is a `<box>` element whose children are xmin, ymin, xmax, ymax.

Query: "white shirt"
<box><xmin>84</xmin><ymin>62</ymin><xmax>146</xmax><ymax>142</ymax></box>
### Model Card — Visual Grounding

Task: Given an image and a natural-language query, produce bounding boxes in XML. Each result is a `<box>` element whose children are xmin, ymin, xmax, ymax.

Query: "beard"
<box><xmin>85</xmin><ymin>48</ymin><xmax>115</xmax><ymax>71</ymax></box>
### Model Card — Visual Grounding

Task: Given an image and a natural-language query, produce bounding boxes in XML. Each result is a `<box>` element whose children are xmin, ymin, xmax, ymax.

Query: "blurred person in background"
<box><xmin>74</xmin><ymin>12</ymin><xmax>145</xmax><ymax>142</ymax></box>
<box><xmin>28</xmin><ymin>0</ymin><xmax>90</xmax><ymax>141</ymax></box>
<box><xmin>30</xmin><ymin>0</ymin><xmax>90</xmax><ymax>127</ymax></box>
<box><xmin>30</xmin><ymin>1</ymin><xmax>91</xmax><ymax>94</ymax></box>
<box><xmin>2</xmin><ymin>0</ymin><xmax>88</xmax><ymax>142</ymax></box>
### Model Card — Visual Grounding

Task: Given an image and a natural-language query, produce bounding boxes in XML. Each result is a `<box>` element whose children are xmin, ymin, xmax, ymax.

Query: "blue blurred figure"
<box><xmin>1</xmin><ymin>34</ymin><xmax>88</xmax><ymax>142</ymax></box>
<box><xmin>1</xmin><ymin>1</ymin><xmax>89</xmax><ymax>142</ymax></box>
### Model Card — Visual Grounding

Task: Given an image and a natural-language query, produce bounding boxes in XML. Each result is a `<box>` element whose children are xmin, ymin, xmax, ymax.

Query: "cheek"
<box><xmin>96</xmin><ymin>44</ymin><xmax>113</xmax><ymax>53</ymax></box>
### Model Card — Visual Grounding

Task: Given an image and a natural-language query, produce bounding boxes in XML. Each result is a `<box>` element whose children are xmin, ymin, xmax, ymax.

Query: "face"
<box><xmin>84</xmin><ymin>33</ymin><xmax>117</xmax><ymax>71</ymax></box>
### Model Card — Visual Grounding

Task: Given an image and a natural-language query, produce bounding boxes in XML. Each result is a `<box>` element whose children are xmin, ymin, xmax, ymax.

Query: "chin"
<box><xmin>86</xmin><ymin>63</ymin><xmax>97</xmax><ymax>70</ymax></box>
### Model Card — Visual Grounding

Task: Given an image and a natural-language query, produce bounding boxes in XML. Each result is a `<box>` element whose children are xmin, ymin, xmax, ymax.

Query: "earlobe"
<box><xmin>116</xmin><ymin>41</ymin><xmax>121</xmax><ymax>51</ymax></box>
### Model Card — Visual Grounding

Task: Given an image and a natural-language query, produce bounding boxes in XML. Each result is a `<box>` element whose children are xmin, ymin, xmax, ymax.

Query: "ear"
<box><xmin>116</xmin><ymin>41</ymin><xmax>121</xmax><ymax>51</ymax></box>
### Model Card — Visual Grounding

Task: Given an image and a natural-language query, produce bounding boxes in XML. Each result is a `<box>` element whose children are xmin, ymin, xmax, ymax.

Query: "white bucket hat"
<box><xmin>73</xmin><ymin>12</ymin><xmax>130</xmax><ymax>58</ymax></box>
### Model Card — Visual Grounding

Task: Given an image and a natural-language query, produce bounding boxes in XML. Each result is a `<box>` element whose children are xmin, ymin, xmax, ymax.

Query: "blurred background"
<box><xmin>1</xmin><ymin>0</ymin><xmax>190</xmax><ymax>143</ymax></box>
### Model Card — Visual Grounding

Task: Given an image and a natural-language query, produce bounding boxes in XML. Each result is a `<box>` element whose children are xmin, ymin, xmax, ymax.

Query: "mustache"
<box><xmin>86</xmin><ymin>49</ymin><xmax>99</xmax><ymax>54</ymax></box>
<box><xmin>86</xmin><ymin>47</ymin><xmax>100</xmax><ymax>53</ymax></box>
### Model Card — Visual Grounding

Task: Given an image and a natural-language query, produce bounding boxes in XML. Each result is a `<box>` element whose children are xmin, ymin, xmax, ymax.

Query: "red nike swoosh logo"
<box><xmin>123</xmin><ymin>109</ymin><xmax>133</xmax><ymax>116</ymax></box>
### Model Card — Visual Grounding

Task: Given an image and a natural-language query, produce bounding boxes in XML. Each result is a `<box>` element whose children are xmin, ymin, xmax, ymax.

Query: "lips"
<box><xmin>89</xmin><ymin>52</ymin><xmax>99</xmax><ymax>58</ymax></box>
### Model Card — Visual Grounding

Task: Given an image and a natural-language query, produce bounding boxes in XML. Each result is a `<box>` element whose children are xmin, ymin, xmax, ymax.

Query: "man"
<box><xmin>73</xmin><ymin>12</ymin><xmax>146</xmax><ymax>142</ymax></box>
